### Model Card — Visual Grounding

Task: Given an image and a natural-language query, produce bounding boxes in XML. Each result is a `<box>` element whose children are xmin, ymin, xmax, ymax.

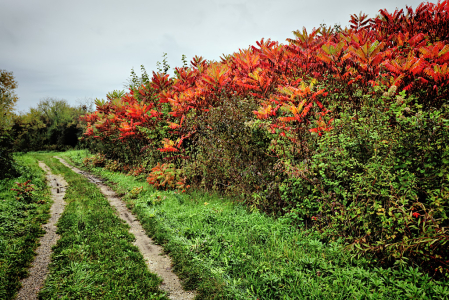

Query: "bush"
<box><xmin>183</xmin><ymin>96</ymin><xmax>278</xmax><ymax>200</ymax></box>
<box><xmin>146</xmin><ymin>162</ymin><xmax>188</xmax><ymax>191</ymax></box>
<box><xmin>276</xmin><ymin>91</ymin><xmax>449</xmax><ymax>277</ymax></box>
<box><xmin>76</xmin><ymin>0</ymin><xmax>449</xmax><ymax>276</ymax></box>
<box><xmin>10</xmin><ymin>180</ymin><xmax>35</xmax><ymax>203</ymax></box>
<box><xmin>82</xmin><ymin>153</ymin><xmax>106</xmax><ymax>167</ymax></box>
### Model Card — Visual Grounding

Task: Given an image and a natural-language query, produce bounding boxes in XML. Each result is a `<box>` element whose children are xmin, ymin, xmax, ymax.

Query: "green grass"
<box><xmin>30</xmin><ymin>153</ymin><xmax>168</xmax><ymax>300</ymax></box>
<box><xmin>62</xmin><ymin>150</ymin><xmax>449</xmax><ymax>300</ymax></box>
<box><xmin>0</xmin><ymin>153</ymin><xmax>52</xmax><ymax>300</ymax></box>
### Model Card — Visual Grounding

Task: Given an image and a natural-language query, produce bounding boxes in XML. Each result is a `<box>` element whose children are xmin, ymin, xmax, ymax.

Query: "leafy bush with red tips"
<box><xmin>10</xmin><ymin>180</ymin><xmax>35</xmax><ymax>203</ymax></box>
<box><xmin>146</xmin><ymin>162</ymin><xmax>188</xmax><ymax>191</ymax></box>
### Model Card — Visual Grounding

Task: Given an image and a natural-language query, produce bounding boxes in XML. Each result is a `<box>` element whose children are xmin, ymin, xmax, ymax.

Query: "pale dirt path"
<box><xmin>16</xmin><ymin>162</ymin><xmax>67</xmax><ymax>300</ymax></box>
<box><xmin>55</xmin><ymin>156</ymin><xmax>196</xmax><ymax>300</ymax></box>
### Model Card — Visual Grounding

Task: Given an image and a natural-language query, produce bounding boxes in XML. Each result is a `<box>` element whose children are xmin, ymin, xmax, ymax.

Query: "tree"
<box><xmin>12</xmin><ymin>98</ymin><xmax>87</xmax><ymax>151</ymax></box>
<box><xmin>0</xmin><ymin>70</ymin><xmax>18</xmax><ymax>179</ymax></box>
<box><xmin>0</xmin><ymin>69</ymin><xmax>18</xmax><ymax>129</ymax></box>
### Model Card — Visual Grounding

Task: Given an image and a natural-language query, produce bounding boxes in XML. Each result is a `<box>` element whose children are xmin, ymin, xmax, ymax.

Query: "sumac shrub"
<box><xmin>147</xmin><ymin>162</ymin><xmax>188</xmax><ymax>191</ymax></box>
<box><xmin>279</xmin><ymin>91</ymin><xmax>449</xmax><ymax>277</ymax></box>
<box><xmin>78</xmin><ymin>1</ymin><xmax>449</xmax><ymax>276</ymax></box>
<box><xmin>105</xmin><ymin>159</ymin><xmax>121</xmax><ymax>172</ymax></box>
<box><xmin>82</xmin><ymin>153</ymin><xmax>106</xmax><ymax>168</ymax></box>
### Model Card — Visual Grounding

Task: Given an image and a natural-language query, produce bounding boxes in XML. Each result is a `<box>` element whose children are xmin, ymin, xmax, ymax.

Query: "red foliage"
<box><xmin>81</xmin><ymin>0</ymin><xmax>449</xmax><ymax>153</ymax></box>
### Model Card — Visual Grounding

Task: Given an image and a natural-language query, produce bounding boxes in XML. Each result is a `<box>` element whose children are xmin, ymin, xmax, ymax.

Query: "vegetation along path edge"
<box><xmin>16</xmin><ymin>162</ymin><xmax>67</xmax><ymax>300</ymax></box>
<box><xmin>54</xmin><ymin>156</ymin><xmax>195</xmax><ymax>300</ymax></box>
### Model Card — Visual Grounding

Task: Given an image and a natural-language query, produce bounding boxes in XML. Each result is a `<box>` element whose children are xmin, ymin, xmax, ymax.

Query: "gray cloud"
<box><xmin>0</xmin><ymin>0</ymin><xmax>425</xmax><ymax>112</ymax></box>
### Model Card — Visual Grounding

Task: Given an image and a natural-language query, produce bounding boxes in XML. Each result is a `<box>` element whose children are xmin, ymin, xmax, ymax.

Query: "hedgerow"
<box><xmin>81</xmin><ymin>1</ymin><xmax>449</xmax><ymax>278</ymax></box>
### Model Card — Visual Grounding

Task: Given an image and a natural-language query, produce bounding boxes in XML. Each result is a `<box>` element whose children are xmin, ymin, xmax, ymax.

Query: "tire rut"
<box><xmin>54</xmin><ymin>156</ymin><xmax>195</xmax><ymax>300</ymax></box>
<box><xmin>15</xmin><ymin>162</ymin><xmax>67</xmax><ymax>300</ymax></box>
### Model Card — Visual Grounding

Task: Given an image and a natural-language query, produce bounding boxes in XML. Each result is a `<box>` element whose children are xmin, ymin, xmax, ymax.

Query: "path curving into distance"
<box><xmin>16</xmin><ymin>162</ymin><xmax>67</xmax><ymax>300</ymax></box>
<box><xmin>55</xmin><ymin>156</ymin><xmax>195</xmax><ymax>300</ymax></box>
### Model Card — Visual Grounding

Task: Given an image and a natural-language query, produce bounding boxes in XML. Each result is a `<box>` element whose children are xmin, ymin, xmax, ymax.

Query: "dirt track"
<box><xmin>55</xmin><ymin>157</ymin><xmax>195</xmax><ymax>300</ymax></box>
<box><xmin>16</xmin><ymin>162</ymin><xmax>67</xmax><ymax>300</ymax></box>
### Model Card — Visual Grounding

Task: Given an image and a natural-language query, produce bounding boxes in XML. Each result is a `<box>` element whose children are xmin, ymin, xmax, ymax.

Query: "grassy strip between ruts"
<box><xmin>0</xmin><ymin>153</ymin><xmax>51</xmax><ymax>300</ymax></box>
<box><xmin>30</xmin><ymin>153</ymin><xmax>168</xmax><ymax>300</ymax></box>
<box><xmin>61</xmin><ymin>150</ymin><xmax>449</xmax><ymax>300</ymax></box>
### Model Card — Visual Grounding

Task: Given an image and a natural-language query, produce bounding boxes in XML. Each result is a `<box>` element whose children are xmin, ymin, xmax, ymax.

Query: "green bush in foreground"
<box><xmin>274</xmin><ymin>91</ymin><xmax>449</xmax><ymax>277</ymax></box>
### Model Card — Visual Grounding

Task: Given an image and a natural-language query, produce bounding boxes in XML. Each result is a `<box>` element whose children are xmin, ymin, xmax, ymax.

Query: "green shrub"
<box><xmin>276</xmin><ymin>91</ymin><xmax>449</xmax><ymax>277</ymax></box>
<box><xmin>183</xmin><ymin>96</ymin><xmax>278</xmax><ymax>200</ymax></box>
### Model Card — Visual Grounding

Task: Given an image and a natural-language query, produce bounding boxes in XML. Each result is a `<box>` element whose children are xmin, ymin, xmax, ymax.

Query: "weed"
<box><xmin>10</xmin><ymin>180</ymin><xmax>35</xmax><ymax>203</ymax></box>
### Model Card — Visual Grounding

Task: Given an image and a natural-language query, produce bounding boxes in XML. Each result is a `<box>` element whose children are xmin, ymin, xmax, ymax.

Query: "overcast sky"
<box><xmin>1</xmin><ymin>0</ymin><xmax>425</xmax><ymax>113</ymax></box>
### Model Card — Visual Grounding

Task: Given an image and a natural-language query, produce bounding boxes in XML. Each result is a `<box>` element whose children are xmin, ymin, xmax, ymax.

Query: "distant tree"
<box><xmin>12</xmin><ymin>98</ymin><xmax>87</xmax><ymax>151</ymax></box>
<box><xmin>0</xmin><ymin>69</ymin><xmax>18</xmax><ymax>129</ymax></box>
<box><xmin>0</xmin><ymin>70</ymin><xmax>18</xmax><ymax>179</ymax></box>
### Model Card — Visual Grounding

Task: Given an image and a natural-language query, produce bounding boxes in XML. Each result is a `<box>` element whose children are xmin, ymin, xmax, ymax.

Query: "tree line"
<box><xmin>0</xmin><ymin>69</ymin><xmax>90</xmax><ymax>179</ymax></box>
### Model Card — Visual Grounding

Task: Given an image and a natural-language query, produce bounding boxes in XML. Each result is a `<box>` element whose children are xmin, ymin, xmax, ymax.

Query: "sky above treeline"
<box><xmin>1</xmin><ymin>0</ymin><xmax>426</xmax><ymax>113</ymax></box>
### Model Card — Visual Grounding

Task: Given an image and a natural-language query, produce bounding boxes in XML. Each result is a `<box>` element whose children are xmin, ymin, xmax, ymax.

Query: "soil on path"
<box><xmin>55</xmin><ymin>157</ymin><xmax>195</xmax><ymax>300</ymax></box>
<box><xmin>16</xmin><ymin>162</ymin><xmax>67</xmax><ymax>300</ymax></box>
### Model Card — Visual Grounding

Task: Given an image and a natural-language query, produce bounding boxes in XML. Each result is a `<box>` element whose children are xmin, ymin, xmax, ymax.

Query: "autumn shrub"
<box><xmin>274</xmin><ymin>89</ymin><xmax>449</xmax><ymax>278</ymax></box>
<box><xmin>78</xmin><ymin>1</ymin><xmax>449</xmax><ymax>276</ymax></box>
<box><xmin>104</xmin><ymin>159</ymin><xmax>121</xmax><ymax>172</ymax></box>
<box><xmin>146</xmin><ymin>162</ymin><xmax>188</xmax><ymax>191</ymax></box>
<box><xmin>127</xmin><ymin>165</ymin><xmax>147</xmax><ymax>179</ymax></box>
<box><xmin>82</xmin><ymin>153</ymin><xmax>106</xmax><ymax>168</ymax></box>
<box><xmin>80</xmin><ymin>89</ymin><xmax>171</xmax><ymax>168</ymax></box>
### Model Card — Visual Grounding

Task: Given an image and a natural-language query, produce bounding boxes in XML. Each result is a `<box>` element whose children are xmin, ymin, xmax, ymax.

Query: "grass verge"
<box><xmin>62</xmin><ymin>149</ymin><xmax>449</xmax><ymax>299</ymax></box>
<box><xmin>30</xmin><ymin>153</ymin><xmax>168</xmax><ymax>299</ymax></box>
<box><xmin>0</xmin><ymin>153</ymin><xmax>51</xmax><ymax>300</ymax></box>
